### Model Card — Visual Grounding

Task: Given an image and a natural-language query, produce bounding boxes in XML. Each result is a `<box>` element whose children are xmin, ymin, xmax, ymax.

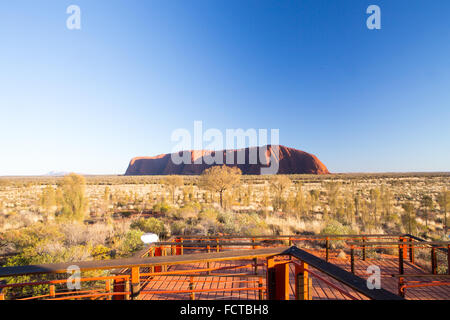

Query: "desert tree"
<box><xmin>359</xmin><ymin>198</ymin><xmax>370</xmax><ymax>232</ymax></box>
<box><xmin>354</xmin><ymin>193</ymin><xmax>360</xmax><ymax>220</ymax></box>
<box><xmin>369</xmin><ymin>188</ymin><xmax>381</xmax><ymax>224</ymax></box>
<box><xmin>420</xmin><ymin>195</ymin><xmax>434</xmax><ymax>229</ymax></box>
<box><xmin>306</xmin><ymin>189</ymin><xmax>321</xmax><ymax>219</ymax></box>
<box><xmin>184</xmin><ymin>184</ymin><xmax>195</xmax><ymax>202</ymax></box>
<box><xmin>344</xmin><ymin>192</ymin><xmax>356</xmax><ymax>225</ymax></box>
<box><xmin>437</xmin><ymin>189</ymin><xmax>450</xmax><ymax>232</ymax></box>
<box><xmin>261</xmin><ymin>186</ymin><xmax>270</xmax><ymax>214</ymax></box>
<box><xmin>39</xmin><ymin>185</ymin><xmax>56</xmax><ymax>213</ymax></box>
<box><xmin>380</xmin><ymin>185</ymin><xmax>393</xmax><ymax>221</ymax></box>
<box><xmin>57</xmin><ymin>173</ymin><xmax>88</xmax><ymax>222</ymax></box>
<box><xmin>244</xmin><ymin>185</ymin><xmax>252</xmax><ymax>206</ymax></box>
<box><xmin>324</xmin><ymin>182</ymin><xmax>340</xmax><ymax>218</ymax></box>
<box><xmin>335</xmin><ymin>197</ymin><xmax>346</xmax><ymax>222</ymax></box>
<box><xmin>199</xmin><ymin>165</ymin><xmax>242</xmax><ymax>208</ymax></box>
<box><xmin>233</xmin><ymin>186</ymin><xmax>243</xmax><ymax>205</ymax></box>
<box><xmin>269</xmin><ymin>175</ymin><xmax>292</xmax><ymax>211</ymax></box>
<box><xmin>285</xmin><ymin>190</ymin><xmax>296</xmax><ymax>214</ymax></box>
<box><xmin>162</xmin><ymin>175</ymin><xmax>184</xmax><ymax>204</ymax></box>
<box><xmin>309</xmin><ymin>189</ymin><xmax>320</xmax><ymax>208</ymax></box>
<box><xmin>223</xmin><ymin>190</ymin><xmax>234</xmax><ymax>210</ymax></box>
<box><xmin>101</xmin><ymin>186</ymin><xmax>112</xmax><ymax>215</ymax></box>
<box><xmin>294</xmin><ymin>183</ymin><xmax>306</xmax><ymax>217</ymax></box>
<box><xmin>402</xmin><ymin>202</ymin><xmax>417</xmax><ymax>235</ymax></box>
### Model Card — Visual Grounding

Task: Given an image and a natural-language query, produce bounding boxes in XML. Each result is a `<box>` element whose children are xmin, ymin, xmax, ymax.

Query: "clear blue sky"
<box><xmin>0</xmin><ymin>0</ymin><xmax>449</xmax><ymax>175</ymax></box>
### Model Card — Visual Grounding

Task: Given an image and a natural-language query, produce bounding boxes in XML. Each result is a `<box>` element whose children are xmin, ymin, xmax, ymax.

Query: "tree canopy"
<box><xmin>199</xmin><ymin>165</ymin><xmax>242</xmax><ymax>207</ymax></box>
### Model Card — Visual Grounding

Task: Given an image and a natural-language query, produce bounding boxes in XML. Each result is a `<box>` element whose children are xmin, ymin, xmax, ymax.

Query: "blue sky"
<box><xmin>0</xmin><ymin>0</ymin><xmax>449</xmax><ymax>175</ymax></box>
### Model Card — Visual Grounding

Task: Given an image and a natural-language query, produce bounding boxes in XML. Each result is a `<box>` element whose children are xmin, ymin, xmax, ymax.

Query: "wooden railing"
<box><xmin>173</xmin><ymin>234</ymin><xmax>402</xmax><ymax>262</ymax></box>
<box><xmin>392</xmin><ymin>274</ymin><xmax>450</xmax><ymax>298</ymax></box>
<box><xmin>174</xmin><ymin>234</ymin><xmax>450</xmax><ymax>273</ymax></box>
<box><xmin>0</xmin><ymin>247</ymin><xmax>284</xmax><ymax>300</ymax></box>
<box><xmin>271</xmin><ymin>246</ymin><xmax>403</xmax><ymax>300</ymax></box>
<box><xmin>347</xmin><ymin>240</ymin><xmax>450</xmax><ymax>275</ymax></box>
<box><xmin>1</xmin><ymin>233</ymin><xmax>447</xmax><ymax>300</ymax></box>
<box><xmin>0</xmin><ymin>243</ymin><xmax>404</xmax><ymax>300</ymax></box>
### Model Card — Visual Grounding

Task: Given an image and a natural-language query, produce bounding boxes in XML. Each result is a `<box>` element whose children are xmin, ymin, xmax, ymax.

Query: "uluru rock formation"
<box><xmin>125</xmin><ymin>145</ymin><xmax>330</xmax><ymax>175</ymax></box>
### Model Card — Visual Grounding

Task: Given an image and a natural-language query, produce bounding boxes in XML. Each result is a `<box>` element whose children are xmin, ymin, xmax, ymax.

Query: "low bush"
<box><xmin>130</xmin><ymin>218</ymin><xmax>168</xmax><ymax>238</ymax></box>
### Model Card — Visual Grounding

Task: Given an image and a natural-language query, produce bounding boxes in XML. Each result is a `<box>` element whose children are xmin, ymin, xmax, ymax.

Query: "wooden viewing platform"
<box><xmin>0</xmin><ymin>234</ymin><xmax>449</xmax><ymax>300</ymax></box>
<box><xmin>137</xmin><ymin>250</ymin><xmax>449</xmax><ymax>300</ymax></box>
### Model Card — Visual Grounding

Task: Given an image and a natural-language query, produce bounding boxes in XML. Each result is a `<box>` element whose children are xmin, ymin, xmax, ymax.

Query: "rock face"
<box><xmin>125</xmin><ymin>145</ymin><xmax>330</xmax><ymax>175</ymax></box>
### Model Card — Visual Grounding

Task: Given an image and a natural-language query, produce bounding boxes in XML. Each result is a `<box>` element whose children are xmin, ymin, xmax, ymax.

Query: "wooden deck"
<box><xmin>138</xmin><ymin>250</ymin><xmax>450</xmax><ymax>300</ymax></box>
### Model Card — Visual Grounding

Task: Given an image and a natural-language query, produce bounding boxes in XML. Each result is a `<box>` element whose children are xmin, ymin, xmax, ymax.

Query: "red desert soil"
<box><xmin>125</xmin><ymin>145</ymin><xmax>330</xmax><ymax>175</ymax></box>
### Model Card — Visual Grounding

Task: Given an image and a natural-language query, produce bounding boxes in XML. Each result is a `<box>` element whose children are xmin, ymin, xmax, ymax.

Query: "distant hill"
<box><xmin>45</xmin><ymin>171</ymin><xmax>70</xmax><ymax>177</ymax></box>
<box><xmin>125</xmin><ymin>145</ymin><xmax>330</xmax><ymax>175</ymax></box>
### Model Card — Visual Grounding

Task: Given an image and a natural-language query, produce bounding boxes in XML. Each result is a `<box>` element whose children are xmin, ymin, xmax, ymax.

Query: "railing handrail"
<box><xmin>403</xmin><ymin>233</ymin><xmax>449</xmax><ymax>253</ymax></box>
<box><xmin>1</xmin><ymin>245</ymin><xmax>408</xmax><ymax>300</ymax></box>
<box><xmin>347</xmin><ymin>241</ymin><xmax>450</xmax><ymax>246</ymax></box>
<box><xmin>281</xmin><ymin>246</ymin><xmax>404</xmax><ymax>300</ymax></box>
<box><xmin>177</xmin><ymin>234</ymin><xmax>401</xmax><ymax>239</ymax></box>
<box><xmin>150</xmin><ymin>241</ymin><xmax>263</xmax><ymax>246</ymax></box>
<box><xmin>0</xmin><ymin>247</ymin><xmax>288</xmax><ymax>278</ymax></box>
<box><xmin>392</xmin><ymin>274</ymin><xmax>450</xmax><ymax>278</ymax></box>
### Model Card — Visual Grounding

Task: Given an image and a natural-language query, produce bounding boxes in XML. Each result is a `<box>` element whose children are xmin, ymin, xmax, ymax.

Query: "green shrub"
<box><xmin>197</xmin><ymin>208</ymin><xmax>218</xmax><ymax>222</ymax></box>
<box><xmin>216</xmin><ymin>212</ymin><xmax>270</xmax><ymax>236</ymax></box>
<box><xmin>119</xmin><ymin>229</ymin><xmax>144</xmax><ymax>255</ymax></box>
<box><xmin>56</xmin><ymin>173</ymin><xmax>88</xmax><ymax>221</ymax></box>
<box><xmin>321</xmin><ymin>219</ymin><xmax>354</xmax><ymax>249</ymax></box>
<box><xmin>130</xmin><ymin>218</ymin><xmax>167</xmax><ymax>238</ymax></box>
<box><xmin>236</xmin><ymin>213</ymin><xmax>269</xmax><ymax>236</ymax></box>
<box><xmin>321</xmin><ymin>219</ymin><xmax>353</xmax><ymax>235</ymax></box>
<box><xmin>4</xmin><ymin>223</ymin><xmax>64</xmax><ymax>250</ymax></box>
<box><xmin>152</xmin><ymin>202</ymin><xmax>171</xmax><ymax>214</ymax></box>
<box><xmin>170</xmin><ymin>221</ymin><xmax>186</xmax><ymax>235</ymax></box>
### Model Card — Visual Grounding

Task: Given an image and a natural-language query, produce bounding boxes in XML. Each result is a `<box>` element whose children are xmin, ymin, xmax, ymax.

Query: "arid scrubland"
<box><xmin>0</xmin><ymin>171</ymin><xmax>449</xmax><ymax>271</ymax></box>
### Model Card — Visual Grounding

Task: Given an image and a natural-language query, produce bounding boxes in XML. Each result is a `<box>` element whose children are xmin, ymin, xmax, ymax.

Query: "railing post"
<box><xmin>447</xmin><ymin>245</ymin><xmax>450</xmax><ymax>275</ymax></box>
<box><xmin>124</xmin><ymin>279</ymin><xmax>130</xmax><ymax>300</ymax></box>
<box><xmin>216</xmin><ymin>238</ymin><xmax>220</xmax><ymax>252</ymax></box>
<box><xmin>362</xmin><ymin>237</ymin><xmax>366</xmax><ymax>261</ymax></box>
<box><xmin>162</xmin><ymin>246</ymin><xmax>167</xmax><ymax>272</ymax></box>
<box><xmin>401</xmin><ymin>237</ymin><xmax>408</xmax><ymax>260</ymax></box>
<box><xmin>266</xmin><ymin>257</ymin><xmax>289</xmax><ymax>300</ymax></box>
<box><xmin>325</xmin><ymin>237</ymin><xmax>329</xmax><ymax>262</ymax></box>
<box><xmin>253</xmin><ymin>258</ymin><xmax>258</xmax><ymax>275</ymax></box>
<box><xmin>398</xmin><ymin>277</ymin><xmax>405</xmax><ymax>298</ymax></box>
<box><xmin>252</xmin><ymin>237</ymin><xmax>256</xmax><ymax>249</ymax></box>
<box><xmin>154</xmin><ymin>246</ymin><xmax>162</xmax><ymax>273</ymax></box>
<box><xmin>431</xmin><ymin>247</ymin><xmax>437</xmax><ymax>275</ymax></box>
<box><xmin>189</xmin><ymin>276</ymin><xmax>195</xmax><ymax>300</ymax></box>
<box><xmin>409</xmin><ymin>238</ymin><xmax>415</xmax><ymax>264</ymax></box>
<box><xmin>207</xmin><ymin>245</ymin><xmax>211</xmax><ymax>275</ymax></box>
<box><xmin>350</xmin><ymin>245</ymin><xmax>355</xmax><ymax>274</ymax></box>
<box><xmin>258</xmin><ymin>278</ymin><xmax>264</xmax><ymax>300</ymax></box>
<box><xmin>131</xmin><ymin>267</ymin><xmax>140</xmax><ymax>299</ymax></box>
<box><xmin>295</xmin><ymin>261</ymin><xmax>311</xmax><ymax>300</ymax></box>
<box><xmin>399</xmin><ymin>243</ymin><xmax>404</xmax><ymax>275</ymax></box>
<box><xmin>49</xmin><ymin>285</ymin><xmax>56</xmax><ymax>298</ymax></box>
<box><xmin>177</xmin><ymin>238</ymin><xmax>184</xmax><ymax>255</ymax></box>
<box><xmin>105</xmin><ymin>279</ymin><xmax>112</xmax><ymax>300</ymax></box>
<box><xmin>288</xmin><ymin>237</ymin><xmax>292</xmax><ymax>247</ymax></box>
<box><xmin>149</xmin><ymin>247</ymin><xmax>155</xmax><ymax>273</ymax></box>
